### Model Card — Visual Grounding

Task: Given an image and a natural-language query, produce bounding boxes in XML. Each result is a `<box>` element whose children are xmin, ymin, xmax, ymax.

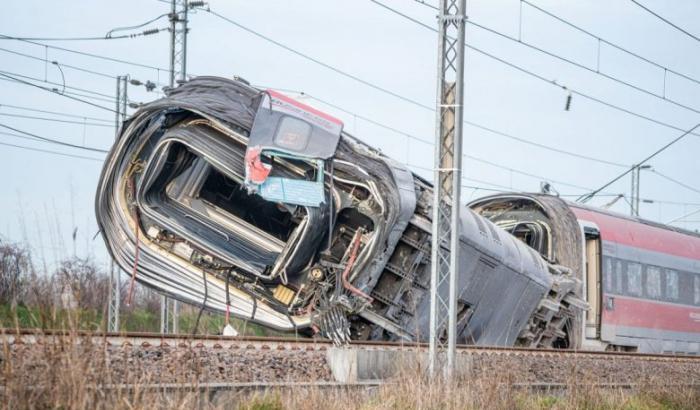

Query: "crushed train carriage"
<box><xmin>96</xmin><ymin>77</ymin><xmax>586</xmax><ymax>347</ymax></box>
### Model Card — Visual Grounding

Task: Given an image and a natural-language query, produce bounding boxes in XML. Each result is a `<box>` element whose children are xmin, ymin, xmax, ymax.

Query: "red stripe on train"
<box><xmin>571</xmin><ymin>206</ymin><xmax>700</xmax><ymax>261</ymax></box>
<box><xmin>602</xmin><ymin>294</ymin><xmax>700</xmax><ymax>333</ymax></box>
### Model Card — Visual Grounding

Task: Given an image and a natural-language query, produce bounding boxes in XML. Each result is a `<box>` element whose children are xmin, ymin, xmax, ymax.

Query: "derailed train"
<box><xmin>471</xmin><ymin>194</ymin><xmax>700</xmax><ymax>354</ymax></box>
<box><xmin>96</xmin><ymin>76</ymin><xmax>588</xmax><ymax>347</ymax></box>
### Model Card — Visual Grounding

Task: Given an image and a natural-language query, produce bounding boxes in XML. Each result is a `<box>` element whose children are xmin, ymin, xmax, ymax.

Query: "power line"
<box><xmin>0</xmin><ymin>69</ymin><xmax>115</xmax><ymax>99</ymax></box>
<box><xmin>651</xmin><ymin>169</ymin><xmax>700</xmax><ymax>196</ymax></box>
<box><xmin>0</xmin><ymin>122</ymin><xmax>109</xmax><ymax>153</ymax></box>
<box><xmin>0</xmin><ymin>34</ymin><xmax>169</xmax><ymax>73</ymax></box>
<box><xmin>202</xmin><ymin>7</ymin><xmax>635</xmax><ymax>168</ymax></box>
<box><xmin>200</xmin><ymin>8</ymin><xmax>432</xmax><ymax>111</ymax></box>
<box><xmin>282</xmin><ymin>90</ymin><xmax>617</xmax><ymax>192</ymax></box>
<box><xmin>304</xmin><ymin>92</ymin><xmax>628</xmax><ymax>168</ymax></box>
<box><xmin>105</xmin><ymin>14</ymin><xmax>170</xmax><ymax>38</ymax></box>
<box><xmin>0</xmin><ymin>136</ymin><xmax>104</xmax><ymax>162</ymax></box>
<box><xmin>0</xmin><ymin>112</ymin><xmax>113</xmax><ymax>128</ymax></box>
<box><xmin>461</xmin><ymin>12</ymin><xmax>700</xmax><ymax>115</ymax></box>
<box><xmin>522</xmin><ymin>0</ymin><xmax>700</xmax><ymax>89</ymax></box>
<box><xmin>0</xmin><ymin>72</ymin><xmax>117</xmax><ymax>113</ymax></box>
<box><xmin>578</xmin><ymin>122</ymin><xmax>700</xmax><ymax>202</ymax></box>
<box><xmin>0</xmin><ymin>103</ymin><xmax>112</xmax><ymax>123</ymax></box>
<box><xmin>0</xmin><ymin>75</ymin><xmax>117</xmax><ymax>105</ymax></box>
<box><xmin>370</xmin><ymin>0</ymin><xmax>700</xmax><ymax>139</ymax></box>
<box><xmin>418</xmin><ymin>0</ymin><xmax>700</xmax><ymax>113</ymax></box>
<box><xmin>0</xmin><ymin>28</ymin><xmax>166</xmax><ymax>42</ymax></box>
<box><xmin>629</xmin><ymin>0</ymin><xmax>700</xmax><ymax>43</ymax></box>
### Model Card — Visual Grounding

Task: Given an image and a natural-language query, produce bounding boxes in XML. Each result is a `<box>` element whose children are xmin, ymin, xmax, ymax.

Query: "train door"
<box><xmin>583</xmin><ymin>225</ymin><xmax>602</xmax><ymax>340</ymax></box>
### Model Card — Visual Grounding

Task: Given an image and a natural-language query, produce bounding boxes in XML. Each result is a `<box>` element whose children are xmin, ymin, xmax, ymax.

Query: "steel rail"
<box><xmin>2</xmin><ymin>328</ymin><xmax>699</xmax><ymax>361</ymax></box>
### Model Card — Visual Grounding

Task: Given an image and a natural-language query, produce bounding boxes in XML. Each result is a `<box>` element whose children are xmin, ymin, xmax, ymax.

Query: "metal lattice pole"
<box><xmin>169</xmin><ymin>0</ymin><xmax>188</xmax><ymax>87</ymax></box>
<box><xmin>428</xmin><ymin>0</ymin><xmax>467</xmax><ymax>379</ymax></box>
<box><xmin>163</xmin><ymin>0</ymin><xmax>189</xmax><ymax>334</ymax></box>
<box><xmin>108</xmin><ymin>75</ymin><xmax>128</xmax><ymax>333</ymax></box>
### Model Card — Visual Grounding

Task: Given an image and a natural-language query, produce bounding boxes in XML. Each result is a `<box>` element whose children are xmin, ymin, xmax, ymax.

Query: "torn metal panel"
<box><xmin>96</xmin><ymin>76</ymin><xmax>585</xmax><ymax>347</ymax></box>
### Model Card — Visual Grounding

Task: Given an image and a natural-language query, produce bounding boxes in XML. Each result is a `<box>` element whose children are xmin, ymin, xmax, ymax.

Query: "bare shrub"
<box><xmin>0</xmin><ymin>241</ymin><xmax>32</xmax><ymax>307</ymax></box>
<box><xmin>55</xmin><ymin>258</ymin><xmax>109</xmax><ymax>311</ymax></box>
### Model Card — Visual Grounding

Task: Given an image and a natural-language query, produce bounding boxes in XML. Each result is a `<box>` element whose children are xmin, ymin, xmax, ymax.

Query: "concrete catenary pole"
<box><xmin>428</xmin><ymin>0</ymin><xmax>467</xmax><ymax>379</ymax></box>
<box><xmin>108</xmin><ymin>75</ymin><xmax>128</xmax><ymax>333</ymax></box>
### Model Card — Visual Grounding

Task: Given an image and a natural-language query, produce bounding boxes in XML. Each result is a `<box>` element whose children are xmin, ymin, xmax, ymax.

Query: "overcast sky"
<box><xmin>1</xmin><ymin>0</ymin><xmax>700</xmax><ymax>271</ymax></box>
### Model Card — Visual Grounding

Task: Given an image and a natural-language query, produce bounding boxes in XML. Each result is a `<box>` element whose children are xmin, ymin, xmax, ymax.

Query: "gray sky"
<box><xmin>1</xmin><ymin>0</ymin><xmax>700</xmax><ymax>271</ymax></box>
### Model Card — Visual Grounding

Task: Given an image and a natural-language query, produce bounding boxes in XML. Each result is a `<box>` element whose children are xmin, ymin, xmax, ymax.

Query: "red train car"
<box><xmin>470</xmin><ymin>193</ymin><xmax>700</xmax><ymax>354</ymax></box>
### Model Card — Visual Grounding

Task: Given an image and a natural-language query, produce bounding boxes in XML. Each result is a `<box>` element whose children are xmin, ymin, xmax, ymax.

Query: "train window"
<box><xmin>614</xmin><ymin>260</ymin><xmax>623</xmax><ymax>294</ymax></box>
<box><xmin>627</xmin><ymin>262</ymin><xmax>642</xmax><ymax>296</ymax></box>
<box><xmin>665</xmin><ymin>269</ymin><xmax>679</xmax><ymax>301</ymax></box>
<box><xmin>694</xmin><ymin>276</ymin><xmax>700</xmax><ymax>305</ymax></box>
<box><xmin>645</xmin><ymin>266</ymin><xmax>661</xmax><ymax>299</ymax></box>
<box><xmin>603</xmin><ymin>257</ymin><xmax>613</xmax><ymax>292</ymax></box>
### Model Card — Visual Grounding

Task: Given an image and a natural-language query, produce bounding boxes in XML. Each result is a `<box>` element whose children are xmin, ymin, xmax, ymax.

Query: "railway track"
<box><xmin>2</xmin><ymin>328</ymin><xmax>699</xmax><ymax>363</ymax></box>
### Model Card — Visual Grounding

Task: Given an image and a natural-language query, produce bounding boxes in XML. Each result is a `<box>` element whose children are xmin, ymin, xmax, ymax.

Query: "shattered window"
<box><xmin>665</xmin><ymin>269</ymin><xmax>679</xmax><ymax>301</ymax></box>
<box><xmin>645</xmin><ymin>266</ymin><xmax>661</xmax><ymax>299</ymax></box>
<box><xmin>626</xmin><ymin>262</ymin><xmax>642</xmax><ymax>296</ymax></box>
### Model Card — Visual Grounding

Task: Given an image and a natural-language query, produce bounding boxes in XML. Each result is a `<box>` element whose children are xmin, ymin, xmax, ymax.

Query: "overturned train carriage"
<box><xmin>96</xmin><ymin>77</ymin><xmax>585</xmax><ymax>346</ymax></box>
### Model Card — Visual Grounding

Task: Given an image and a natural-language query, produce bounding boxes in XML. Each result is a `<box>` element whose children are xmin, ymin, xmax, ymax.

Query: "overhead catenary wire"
<box><xmin>651</xmin><ymin>169</ymin><xmax>700</xmax><ymax>196</ymax></box>
<box><xmin>0</xmin><ymin>102</ymin><xmax>112</xmax><ymax>123</ymax></box>
<box><xmin>302</xmin><ymin>92</ymin><xmax>628</xmax><ymax>168</ymax></box>
<box><xmin>0</xmin><ymin>27</ymin><xmax>167</xmax><ymax>42</ymax></box>
<box><xmin>370</xmin><ymin>0</ymin><xmax>700</xmax><ymax>139</ymax></box>
<box><xmin>0</xmin><ymin>69</ymin><xmax>116</xmax><ymax>99</ymax></box>
<box><xmin>0</xmin><ymin>122</ymin><xmax>109</xmax><ymax>153</ymax></box>
<box><xmin>0</xmin><ymin>34</ymin><xmax>169</xmax><ymax>72</ymax></box>
<box><xmin>577</xmin><ymin>122</ymin><xmax>700</xmax><ymax>202</ymax></box>
<box><xmin>0</xmin><ymin>137</ymin><xmax>104</xmax><ymax>162</ymax></box>
<box><xmin>629</xmin><ymin>0</ymin><xmax>700</xmax><ymax>43</ymax></box>
<box><xmin>415</xmin><ymin>0</ymin><xmax>700</xmax><ymax>114</ymax></box>
<box><xmin>0</xmin><ymin>46</ymin><xmax>169</xmax><ymax>90</ymax></box>
<box><xmin>521</xmin><ymin>0</ymin><xmax>700</xmax><ymax>89</ymax></box>
<box><xmin>0</xmin><ymin>72</ymin><xmax>118</xmax><ymax>113</ymax></box>
<box><xmin>202</xmin><ymin>7</ymin><xmax>636</xmax><ymax>170</ymax></box>
<box><xmin>0</xmin><ymin>112</ymin><xmax>114</xmax><ymax>127</ymax></box>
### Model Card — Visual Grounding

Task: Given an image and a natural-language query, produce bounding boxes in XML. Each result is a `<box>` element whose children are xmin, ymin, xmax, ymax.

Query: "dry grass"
<box><xmin>2</xmin><ymin>332</ymin><xmax>698</xmax><ymax>410</ymax></box>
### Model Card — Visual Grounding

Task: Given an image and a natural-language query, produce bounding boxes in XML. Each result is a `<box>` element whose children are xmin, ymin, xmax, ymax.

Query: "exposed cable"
<box><xmin>629</xmin><ymin>0</ymin><xmax>700</xmax><ymax>43</ymax></box>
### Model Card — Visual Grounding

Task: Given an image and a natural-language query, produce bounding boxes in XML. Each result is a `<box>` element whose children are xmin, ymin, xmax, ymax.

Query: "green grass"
<box><xmin>0</xmin><ymin>303</ymin><xmax>275</xmax><ymax>336</ymax></box>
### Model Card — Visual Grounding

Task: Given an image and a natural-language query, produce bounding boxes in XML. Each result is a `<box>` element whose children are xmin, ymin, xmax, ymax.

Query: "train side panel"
<box><xmin>572</xmin><ymin>207</ymin><xmax>700</xmax><ymax>354</ymax></box>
